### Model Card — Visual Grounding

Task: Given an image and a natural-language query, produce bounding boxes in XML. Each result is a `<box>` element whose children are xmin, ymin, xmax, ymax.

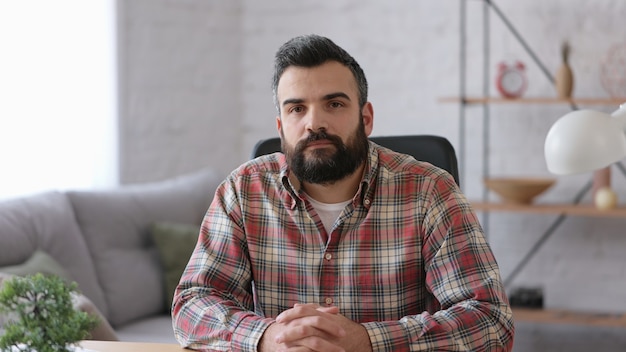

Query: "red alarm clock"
<box><xmin>496</xmin><ymin>61</ymin><xmax>527</xmax><ymax>99</ymax></box>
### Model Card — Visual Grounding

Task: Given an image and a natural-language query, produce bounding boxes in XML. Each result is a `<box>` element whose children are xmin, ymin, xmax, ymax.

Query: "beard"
<box><xmin>281</xmin><ymin>119</ymin><xmax>369</xmax><ymax>185</ymax></box>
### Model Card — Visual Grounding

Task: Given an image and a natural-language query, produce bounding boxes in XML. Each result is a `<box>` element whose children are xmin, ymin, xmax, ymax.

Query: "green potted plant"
<box><xmin>0</xmin><ymin>273</ymin><xmax>98</xmax><ymax>352</ymax></box>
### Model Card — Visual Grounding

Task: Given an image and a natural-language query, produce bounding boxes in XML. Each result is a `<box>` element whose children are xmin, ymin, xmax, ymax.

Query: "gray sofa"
<box><xmin>0</xmin><ymin>167</ymin><xmax>223</xmax><ymax>343</ymax></box>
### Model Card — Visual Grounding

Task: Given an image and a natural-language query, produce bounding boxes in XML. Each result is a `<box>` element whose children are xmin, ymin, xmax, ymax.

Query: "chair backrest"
<box><xmin>251</xmin><ymin>135</ymin><xmax>460</xmax><ymax>186</ymax></box>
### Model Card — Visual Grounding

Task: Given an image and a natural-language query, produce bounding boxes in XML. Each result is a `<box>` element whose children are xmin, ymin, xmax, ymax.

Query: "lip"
<box><xmin>306</xmin><ymin>140</ymin><xmax>334</xmax><ymax>149</ymax></box>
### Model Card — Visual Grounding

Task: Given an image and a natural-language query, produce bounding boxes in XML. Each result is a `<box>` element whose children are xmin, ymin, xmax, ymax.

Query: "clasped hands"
<box><xmin>259</xmin><ymin>303</ymin><xmax>372</xmax><ymax>352</ymax></box>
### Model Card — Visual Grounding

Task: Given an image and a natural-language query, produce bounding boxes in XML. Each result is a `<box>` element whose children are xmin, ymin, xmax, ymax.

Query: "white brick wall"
<box><xmin>118</xmin><ymin>0</ymin><xmax>626</xmax><ymax>312</ymax></box>
<box><xmin>118</xmin><ymin>0</ymin><xmax>244</xmax><ymax>182</ymax></box>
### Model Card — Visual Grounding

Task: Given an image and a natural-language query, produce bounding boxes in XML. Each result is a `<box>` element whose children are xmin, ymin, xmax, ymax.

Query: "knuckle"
<box><xmin>310</xmin><ymin>315</ymin><xmax>324</xmax><ymax>325</ymax></box>
<box><xmin>296</xmin><ymin>325</ymin><xmax>308</xmax><ymax>335</ymax></box>
<box><xmin>306</xmin><ymin>337</ymin><xmax>325</xmax><ymax>350</ymax></box>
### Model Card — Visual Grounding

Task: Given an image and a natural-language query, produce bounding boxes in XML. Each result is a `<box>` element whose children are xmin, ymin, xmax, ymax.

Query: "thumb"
<box><xmin>316</xmin><ymin>306</ymin><xmax>340</xmax><ymax>314</ymax></box>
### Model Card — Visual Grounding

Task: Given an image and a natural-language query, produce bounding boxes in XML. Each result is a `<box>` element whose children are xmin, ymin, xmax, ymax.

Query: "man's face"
<box><xmin>275</xmin><ymin>61</ymin><xmax>374</xmax><ymax>184</ymax></box>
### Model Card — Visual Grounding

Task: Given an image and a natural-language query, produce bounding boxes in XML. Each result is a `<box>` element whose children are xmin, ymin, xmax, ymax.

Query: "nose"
<box><xmin>305</xmin><ymin>107</ymin><xmax>328</xmax><ymax>132</ymax></box>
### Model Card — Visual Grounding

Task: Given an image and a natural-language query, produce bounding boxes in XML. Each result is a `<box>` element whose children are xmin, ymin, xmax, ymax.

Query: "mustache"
<box><xmin>292</xmin><ymin>130</ymin><xmax>345</xmax><ymax>156</ymax></box>
<box><xmin>304</xmin><ymin>130</ymin><xmax>342</xmax><ymax>145</ymax></box>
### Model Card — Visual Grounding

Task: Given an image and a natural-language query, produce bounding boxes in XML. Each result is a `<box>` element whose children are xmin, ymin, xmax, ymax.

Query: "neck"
<box><xmin>301</xmin><ymin>163</ymin><xmax>365</xmax><ymax>203</ymax></box>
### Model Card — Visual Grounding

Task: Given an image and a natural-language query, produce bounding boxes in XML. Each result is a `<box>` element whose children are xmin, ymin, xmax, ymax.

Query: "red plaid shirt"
<box><xmin>172</xmin><ymin>142</ymin><xmax>514</xmax><ymax>351</ymax></box>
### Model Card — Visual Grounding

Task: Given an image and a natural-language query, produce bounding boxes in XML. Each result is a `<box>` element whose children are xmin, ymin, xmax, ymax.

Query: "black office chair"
<box><xmin>251</xmin><ymin>135</ymin><xmax>460</xmax><ymax>186</ymax></box>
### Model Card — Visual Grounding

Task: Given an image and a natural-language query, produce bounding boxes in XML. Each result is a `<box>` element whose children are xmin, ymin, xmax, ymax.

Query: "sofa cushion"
<box><xmin>0</xmin><ymin>253</ymin><xmax>72</xmax><ymax>334</ymax></box>
<box><xmin>0</xmin><ymin>250</ymin><xmax>72</xmax><ymax>282</ymax></box>
<box><xmin>67</xmin><ymin>168</ymin><xmax>221</xmax><ymax>326</ymax></box>
<box><xmin>150</xmin><ymin>222</ymin><xmax>200</xmax><ymax>311</ymax></box>
<box><xmin>0</xmin><ymin>191</ymin><xmax>107</xmax><ymax>316</ymax></box>
<box><xmin>72</xmin><ymin>293</ymin><xmax>118</xmax><ymax>341</ymax></box>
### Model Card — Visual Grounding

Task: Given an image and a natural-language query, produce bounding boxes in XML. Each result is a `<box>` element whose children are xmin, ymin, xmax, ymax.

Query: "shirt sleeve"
<box><xmin>362</xmin><ymin>177</ymin><xmax>515</xmax><ymax>351</ymax></box>
<box><xmin>171</xmin><ymin>179</ymin><xmax>273</xmax><ymax>352</ymax></box>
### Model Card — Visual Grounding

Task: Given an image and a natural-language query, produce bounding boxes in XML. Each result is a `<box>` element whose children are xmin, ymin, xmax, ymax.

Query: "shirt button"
<box><xmin>325</xmin><ymin>297</ymin><xmax>333</xmax><ymax>305</ymax></box>
<box><xmin>364</xmin><ymin>199</ymin><xmax>371</xmax><ymax>205</ymax></box>
<box><xmin>324</xmin><ymin>253</ymin><xmax>332</xmax><ymax>260</ymax></box>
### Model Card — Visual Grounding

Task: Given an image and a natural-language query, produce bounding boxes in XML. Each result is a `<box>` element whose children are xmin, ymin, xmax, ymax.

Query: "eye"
<box><xmin>329</xmin><ymin>101</ymin><xmax>344</xmax><ymax>109</ymax></box>
<box><xmin>289</xmin><ymin>106</ymin><xmax>305</xmax><ymax>114</ymax></box>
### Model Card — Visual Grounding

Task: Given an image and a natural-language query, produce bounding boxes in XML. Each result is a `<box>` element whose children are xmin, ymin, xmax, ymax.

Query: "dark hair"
<box><xmin>271</xmin><ymin>34</ymin><xmax>368</xmax><ymax>113</ymax></box>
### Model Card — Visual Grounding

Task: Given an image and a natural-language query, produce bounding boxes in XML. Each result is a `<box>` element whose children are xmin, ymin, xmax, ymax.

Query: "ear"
<box><xmin>361</xmin><ymin>102</ymin><xmax>374</xmax><ymax>136</ymax></box>
<box><xmin>276</xmin><ymin>115</ymin><xmax>282</xmax><ymax>135</ymax></box>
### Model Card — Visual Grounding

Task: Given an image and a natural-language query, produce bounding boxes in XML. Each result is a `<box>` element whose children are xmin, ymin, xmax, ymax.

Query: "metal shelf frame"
<box><xmin>457</xmin><ymin>0</ymin><xmax>624</xmax><ymax>287</ymax></box>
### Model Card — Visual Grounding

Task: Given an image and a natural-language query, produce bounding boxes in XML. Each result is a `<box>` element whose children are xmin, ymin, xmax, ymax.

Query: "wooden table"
<box><xmin>80</xmin><ymin>340</ymin><xmax>185</xmax><ymax>352</ymax></box>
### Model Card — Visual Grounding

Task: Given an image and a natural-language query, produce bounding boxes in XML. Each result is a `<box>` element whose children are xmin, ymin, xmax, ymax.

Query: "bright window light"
<box><xmin>0</xmin><ymin>0</ymin><xmax>118</xmax><ymax>200</ymax></box>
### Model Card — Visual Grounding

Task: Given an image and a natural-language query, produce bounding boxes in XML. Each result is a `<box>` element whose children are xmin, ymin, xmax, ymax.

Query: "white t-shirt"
<box><xmin>304</xmin><ymin>193</ymin><xmax>351</xmax><ymax>234</ymax></box>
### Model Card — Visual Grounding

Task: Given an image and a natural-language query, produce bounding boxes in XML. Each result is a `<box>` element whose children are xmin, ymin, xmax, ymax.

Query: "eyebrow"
<box><xmin>281</xmin><ymin>92</ymin><xmax>351</xmax><ymax>107</ymax></box>
<box><xmin>282</xmin><ymin>98</ymin><xmax>304</xmax><ymax>107</ymax></box>
<box><xmin>323</xmin><ymin>92</ymin><xmax>351</xmax><ymax>101</ymax></box>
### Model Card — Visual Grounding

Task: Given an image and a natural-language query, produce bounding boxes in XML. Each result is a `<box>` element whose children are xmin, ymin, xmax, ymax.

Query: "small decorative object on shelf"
<box><xmin>600</xmin><ymin>42</ymin><xmax>626</xmax><ymax>99</ymax></box>
<box><xmin>594</xmin><ymin>186</ymin><xmax>618</xmax><ymax>210</ymax></box>
<box><xmin>495</xmin><ymin>60</ymin><xmax>527</xmax><ymax>99</ymax></box>
<box><xmin>509</xmin><ymin>286</ymin><xmax>544</xmax><ymax>309</ymax></box>
<box><xmin>555</xmin><ymin>41</ymin><xmax>574</xmax><ymax>98</ymax></box>
<box><xmin>0</xmin><ymin>274</ymin><xmax>98</xmax><ymax>352</ymax></box>
<box><xmin>484</xmin><ymin>177</ymin><xmax>555</xmax><ymax>204</ymax></box>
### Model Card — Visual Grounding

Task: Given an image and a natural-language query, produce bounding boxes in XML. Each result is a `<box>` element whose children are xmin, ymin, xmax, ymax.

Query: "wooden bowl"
<box><xmin>484</xmin><ymin>177</ymin><xmax>556</xmax><ymax>204</ymax></box>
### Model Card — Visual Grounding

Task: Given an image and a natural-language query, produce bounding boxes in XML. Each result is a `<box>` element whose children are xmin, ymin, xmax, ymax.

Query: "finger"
<box><xmin>293</xmin><ymin>302</ymin><xmax>321</xmax><ymax>309</ymax></box>
<box><xmin>277</xmin><ymin>348</ymin><xmax>313</xmax><ymax>352</ymax></box>
<box><xmin>276</xmin><ymin>305</ymin><xmax>346</xmax><ymax>338</ymax></box>
<box><xmin>316</xmin><ymin>306</ymin><xmax>339</xmax><ymax>314</ymax></box>
<box><xmin>275</xmin><ymin>322</ymin><xmax>326</xmax><ymax>343</ymax></box>
<box><xmin>276</xmin><ymin>316</ymin><xmax>346</xmax><ymax>342</ymax></box>
<box><xmin>277</xmin><ymin>304</ymin><xmax>326</xmax><ymax>322</ymax></box>
<box><xmin>281</xmin><ymin>336</ymin><xmax>345</xmax><ymax>352</ymax></box>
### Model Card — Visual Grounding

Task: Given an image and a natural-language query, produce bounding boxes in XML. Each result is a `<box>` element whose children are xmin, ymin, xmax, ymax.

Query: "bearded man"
<box><xmin>172</xmin><ymin>34</ymin><xmax>514</xmax><ymax>352</ymax></box>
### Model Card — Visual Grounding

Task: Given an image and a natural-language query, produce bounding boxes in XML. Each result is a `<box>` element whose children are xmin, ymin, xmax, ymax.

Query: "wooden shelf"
<box><xmin>439</xmin><ymin>96</ymin><xmax>626</xmax><ymax>106</ymax></box>
<box><xmin>471</xmin><ymin>201</ymin><xmax>626</xmax><ymax>218</ymax></box>
<box><xmin>513</xmin><ymin>307</ymin><xmax>626</xmax><ymax>328</ymax></box>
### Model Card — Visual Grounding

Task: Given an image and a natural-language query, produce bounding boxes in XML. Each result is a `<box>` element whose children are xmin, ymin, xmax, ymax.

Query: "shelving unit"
<box><xmin>439</xmin><ymin>97</ymin><xmax>625</xmax><ymax>105</ymax></box>
<box><xmin>471</xmin><ymin>202</ymin><xmax>626</xmax><ymax>218</ymax></box>
<box><xmin>449</xmin><ymin>0</ymin><xmax>626</xmax><ymax>326</ymax></box>
<box><xmin>512</xmin><ymin>307</ymin><xmax>626</xmax><ymax>328</ymax></box>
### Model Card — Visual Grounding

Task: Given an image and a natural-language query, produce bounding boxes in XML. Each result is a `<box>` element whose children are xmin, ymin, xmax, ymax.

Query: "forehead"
<box><xmin>277</xmin><ymin>61</ymin><xmax>358</xmax><ymax>102</ymax></box>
